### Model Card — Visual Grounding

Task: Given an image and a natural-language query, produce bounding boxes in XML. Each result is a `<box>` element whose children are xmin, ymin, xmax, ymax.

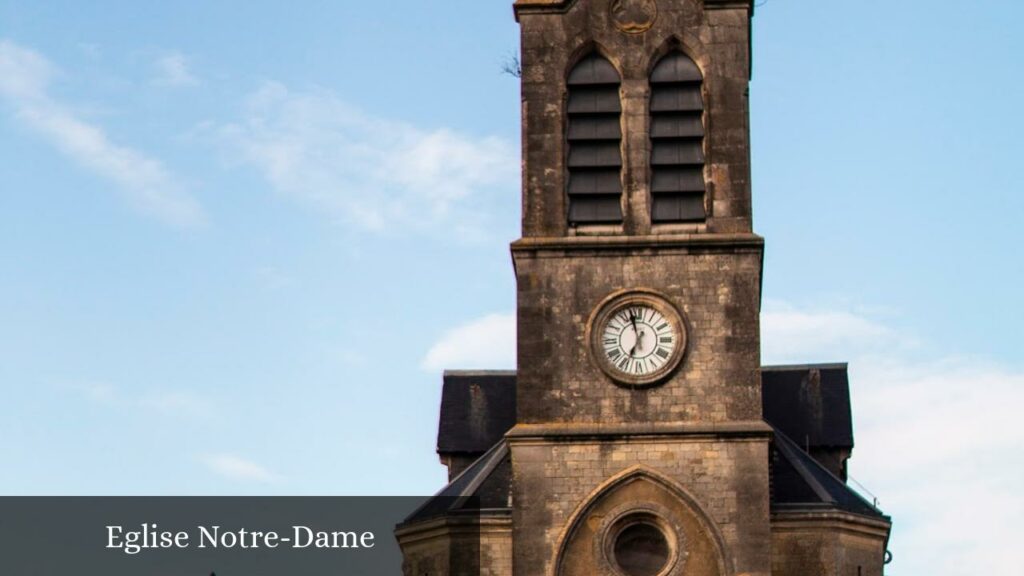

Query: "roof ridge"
<box><xmin>761</xmin><ymin>362</ymin><xmax>848</xmax><ymax>371</ymax></box>
<box><xmin>443</xmin><ymin>370</ymin><xmax>517</xmax><ymax>377</ymax></box>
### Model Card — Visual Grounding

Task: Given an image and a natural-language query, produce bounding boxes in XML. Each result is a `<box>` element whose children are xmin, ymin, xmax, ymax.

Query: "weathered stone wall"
<box><xmin>510</xmin><ymin>1</ymin><xmax>769</xmax><ymax>575</ymax></box>
<box><xmin>770</xmin><ymin>512</ymin><xmax>891</xmax><ymax>576</ymax></box>
<box><xmin>513</xmin><ymin>240</ymin><xmax>764</xmax><ymax>425</ymax></box>
<box><xmin>399</xmin><ymin>529</ymin><xmax>453</xmax><ymax>576</ymax></box>
<box><xmin>518</xmin><ymin>0</ymin><xmax>754</xmax><ymax>237</ymax></box>
<box><xmin>509</xmin><ymin>436</ymin><xmax>771</xmax><ymax>575</ymax></box>
<box><xmin>480</xmin><ymin>519</ymin><xmax>514</xmax><ymax>576</ymax></box>
<box><xmin>397</xmin><ymin>516</ymin><xmax>513</xmax><ymax>576</ymax></box>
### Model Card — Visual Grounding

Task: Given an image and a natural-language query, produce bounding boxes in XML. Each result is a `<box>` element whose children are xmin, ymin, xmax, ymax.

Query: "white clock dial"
<box><xmin>589</xmin><ymin>290</ymin><xmax>687</xmax><ymax>387</ymax></box>
<box><xmin>601</xmin><ymin>305</ymin><xmax>677</xmax><ymax>377</ymax></box>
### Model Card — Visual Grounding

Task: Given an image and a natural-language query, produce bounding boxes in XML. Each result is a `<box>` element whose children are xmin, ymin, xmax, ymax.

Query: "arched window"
<box><xmin>566</xmin><ymin>54</ymin><xmax>623</xmax><ymax>224</ymax></box>
<box><xmin>649</xmin><ymin>52</ymin><xmax>705</xmax><ymax>223</ymax></box>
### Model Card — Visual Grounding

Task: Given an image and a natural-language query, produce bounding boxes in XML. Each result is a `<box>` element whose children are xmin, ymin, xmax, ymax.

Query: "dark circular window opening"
<box><xmin>612</xmin><ymin>521</ymin><xmax>670</xmax><ymax>576</ymax></box>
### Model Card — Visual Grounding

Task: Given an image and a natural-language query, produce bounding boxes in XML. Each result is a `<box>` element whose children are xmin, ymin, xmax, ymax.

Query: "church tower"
<box><xmin>396</xmin><ymin>1</ymin><xmax>892</xmax><ymax>574</ymax></box>
<box><xmin>508</xmin><ymin>1</ymin><xmax>769</xmax><ymax>574</ymax></box>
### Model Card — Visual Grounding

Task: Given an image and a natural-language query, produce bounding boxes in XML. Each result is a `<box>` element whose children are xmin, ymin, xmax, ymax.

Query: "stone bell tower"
<box><xmin>509</xmin><ymin>0</ymin><xmax>771</xmax><ymax>574</ymax></box>
<box><xmin>395</xmin><ymin>2</ymin><xmax>891</xmax><ymax>574</ymax></box>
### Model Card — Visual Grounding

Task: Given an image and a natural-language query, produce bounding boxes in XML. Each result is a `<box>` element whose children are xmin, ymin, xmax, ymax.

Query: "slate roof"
<box><xmin>437</xmin><ymin>365</ymin><xmax>854</xmax><ymax>457</ymax></box>
<box><xmin>437</xmin><ymin>371</ymin><xmax>516</xmax><ymax>455</ymax></box>
<box><xmin>404</xmin><ymin>440</ymin><xmax>511</xmax><ymax>524</ymax></box>
<box><xmin>414</xmin><ymin>364</ymin><xmax>882</xmax><ymax>526</ymax></box>
<box><xmin>762</xmin><ymin>364</ymin><xmax>853</xmax><ymax>449</ymax></box>
<box><xmin>770</xmin><ymin>428</ymin><xmax>886</xmax><ymax>519</ymax></box>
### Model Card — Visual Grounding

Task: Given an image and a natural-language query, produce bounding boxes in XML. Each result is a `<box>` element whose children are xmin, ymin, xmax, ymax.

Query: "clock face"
<box><xmin>590</xmin><ymin>291</ymin><xmax>687</xmax><ymax>386</ymax></box>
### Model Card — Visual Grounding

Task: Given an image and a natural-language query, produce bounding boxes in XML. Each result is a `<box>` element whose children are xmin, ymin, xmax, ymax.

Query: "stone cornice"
<box><xmin>394</xmin><ymin>513</ymin><xmax>512</xmax><ymax>544</ymax></box>
<box><xmin>771</xmin><ymin>508</ymin><xmax>893</xmax><ymax>538</ymax></box>
<box><xmin>704</xmin><ymin>0</ymin><xmax>755</xmax><ymax>11</ymax></box>
<box><xmin>514</xmin><ymin>0</ymin><xmax>755</xmax><ymax>20</ymax></box>
<box><xmin>506</xmin><ymin>420</ymin><xmax>773</xmax><ymax>443</ymax></box>
<box><xmin>511</xmin><ymin>233</ymin><xmax>764</xmax><ymax>257</ymax></box>
<box><xmin>513</xmin><ymin>0</ymin><xmax>575</xmax><ymax>20</ymax></box>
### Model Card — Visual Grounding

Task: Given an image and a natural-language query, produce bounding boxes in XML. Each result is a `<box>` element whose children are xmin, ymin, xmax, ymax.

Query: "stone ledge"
<box><xmin>506</xmin><ymin>420</ymin><xmax>773</xmax><ymax>443</ymax></box>
<box><xmin>513</xmin><ymin>0</ymin><xmax>755</xmax><ymax>18</ymax></box>
<box><xmin>771</xmin><ymin>508</ymin><xmax>893</xmax><ymax>538</ymax></box>
<box><xmin>704</xmin><ymin>0</ymin><xmax>755</xmax><ymax>11</ymax></box>
<box><xmin>395</xmin><ymin>512</ymin><xmax>512</xmax><ymax>545</ymax></box>
<box><xmin>511</xmin><ymin>233</ymin><xmax>764</xmax><ymax>256</ymax></box>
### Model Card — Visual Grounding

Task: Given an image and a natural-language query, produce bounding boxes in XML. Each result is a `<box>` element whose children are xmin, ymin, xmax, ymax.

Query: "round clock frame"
<box><xmin>587</xmin><ymin>289</ymin><xmax>688</xmax><ymax>388</ymax></box>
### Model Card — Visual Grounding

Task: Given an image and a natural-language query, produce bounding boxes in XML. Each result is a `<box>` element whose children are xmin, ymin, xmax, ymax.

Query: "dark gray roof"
<box><xmin>437</xmin><ymin>371</ymin><xmax>516</xmax><ymax>455</ymax></box>
<box><xmin>416</xmin><ymin>364</ymin><xmax>883</xmax><ymax>527</ymax></box>
<box><xmin>409</xmin><ymin>426</ymin><xmax>884</xmax><ymax>526</ymax></box>
<box><xmin>770</xmin><ymin>428</ymin><xmax>887</xmax><ymax>519</ymax></box>
<box><xmin>436</xmin><ymin>365</ymin><xmax>854</xmax><ymax>456</ymax></box>
<box><xmin>761</xmin><ymin>364</ymin><xmax>853</xmax><ymax>449</ymax></box>
<box><xmin>403</xmin><ymin>440</ymin><xmax>511</xmax><ymax>524</ymax></box>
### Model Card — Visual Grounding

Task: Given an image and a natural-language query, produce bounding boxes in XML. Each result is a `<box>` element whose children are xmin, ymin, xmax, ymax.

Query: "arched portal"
<box><xmin>554</xmin><ymin>468</ymin><xmax>730</xmax><ymax>576</ymax></box>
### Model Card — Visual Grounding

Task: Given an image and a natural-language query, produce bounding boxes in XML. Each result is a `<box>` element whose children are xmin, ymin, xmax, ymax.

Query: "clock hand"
<box><xmin>627</xmin><ymin>311</ymin><xmax>641</xmax><ymax>356</ymax></box>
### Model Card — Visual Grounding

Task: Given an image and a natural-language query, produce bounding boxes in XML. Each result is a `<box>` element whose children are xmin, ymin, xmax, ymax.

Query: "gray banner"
<box><xmin>0</xmin><ymin>497</ymin><xmax>471</xmax><ymax>576</ymax></box>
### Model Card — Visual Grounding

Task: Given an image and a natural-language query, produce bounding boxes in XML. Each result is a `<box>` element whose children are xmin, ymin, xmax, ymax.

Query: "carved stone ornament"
<box><xmin>610</xmin><ymin>0</ymin><xmax>658</xmax><ymax>34</ymax></box>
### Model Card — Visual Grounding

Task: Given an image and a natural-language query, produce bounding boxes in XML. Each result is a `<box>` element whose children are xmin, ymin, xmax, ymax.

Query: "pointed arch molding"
<box><xmin>553</xmin><ymin>466</ymin><xmax>732</xmax><ymax>576</ymax></box>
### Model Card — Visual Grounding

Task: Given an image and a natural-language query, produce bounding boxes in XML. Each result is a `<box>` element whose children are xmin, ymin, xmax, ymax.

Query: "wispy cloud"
<box><xmin>421</xmin><ymin>312</ymin><xmax>515</xmax><ymax>371</ymax></box>
<box><xmin>212</xmin><ymin>81</ymin><xmax>516</xmax><ymax>235</ymax></box>
<box><xmin>254</xmin><ymin>265</ymin><xmax>297</xmax><ymax>291</ymax></box>
<box><xmin>152</xmin><ymin>52</ymin><xmax>198</xmax><ymax>87</ymax></box>
<box><xmin>73</xmin><ymin>382</ymin><xmax>214</xmax><ymax>419</ymax></box>
<box><xmin>139</xmin><ymin>390</ymin><xmax>214</xmax><ymax>418</ymax></box>
<box><xmin>0</xmin><ymin>39</ymin><xmax>205</xmax><ymax>227</ymax></box>
<box><xmin>200</xmin><ymin>454</ymin><xmax>280</xmax><ymax>484</ymax></box>
<box><xmin>762</xmin><ymin>302</ymin><xmax>1023</xmax><ymax>576</ymax></box>
<box><xmin>760</xmin><ymin>299</ymin><xmax>903</xmax><ymax>363</ymax></box>
<box><xmin>75</xmin><ymin>381</ymin><xmax>118</xmax><ymax>404</ymax></box>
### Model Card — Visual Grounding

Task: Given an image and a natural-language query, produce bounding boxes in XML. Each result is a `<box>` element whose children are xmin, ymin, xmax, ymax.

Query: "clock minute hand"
<box><xmin>628</xmin><ymin>311</ymin><xmax>639</xmax><ymax>356</ymax></box>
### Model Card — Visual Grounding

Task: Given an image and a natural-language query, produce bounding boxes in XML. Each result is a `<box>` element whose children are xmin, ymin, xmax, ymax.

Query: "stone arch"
<box><xmin>645</xmin><ymin>36</ymin><xmax>706</xmax><ymax>80</ymax></box>
<box><xmin>565</xmin><ymin>40</ymin><xmax>623</xmax><ymax>83</ymax></box>
<box><xmin>553</xmin><ymin>466</ymin><xmax>731</xmax><ymax>576</ymax></box>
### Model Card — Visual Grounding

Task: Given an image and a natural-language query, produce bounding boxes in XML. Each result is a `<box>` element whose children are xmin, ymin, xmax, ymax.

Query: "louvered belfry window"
<box><xmin>566</xmin><ymin>54</ymin><xmax>623</xmax><ymax>224</ymax></box>
<box><xmin>649</xmin><ymin>52</ymin><xmax>706</xmax><ymax>223</ymax></box>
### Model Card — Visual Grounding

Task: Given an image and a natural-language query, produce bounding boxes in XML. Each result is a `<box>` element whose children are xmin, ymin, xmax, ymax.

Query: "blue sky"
<box><xmin>0</xmin><ymin>1</ymin><xmax>1021</xmax><ymax>574</ymax></box>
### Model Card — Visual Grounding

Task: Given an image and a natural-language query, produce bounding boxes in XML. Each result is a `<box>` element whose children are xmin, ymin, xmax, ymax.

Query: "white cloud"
<box><xmin>762</xmin><ymin>302</ymin><xmax>1024</xmax><ymax>576</ymax></box>
<box><xmin>73</xmin><ymin>382</ymin><xmax>213</xmax><ymax>419</ymax></box>
<box><xmin>200</xmin><ymin>454</ymin><xmax>280</xmax><ymax>484</ymax></box>
<box><xmin>213</xmin><ymin>81</ymin><xmax>516</xmax><ymax>234</ymax></box>
<box><xmin>421</xmin><ymin>312</ymin><xmax>515</xmax><ymax>371</ymax></box>
<box><xmin>0</xmin><ymin>39</ymin><xmax>204</xmax><ymax>227</ymax></box>
<box><xmin>153</xmin><ymin>52</ymin><xmax>198</xmax><ymax>87</ymax></box>
<box><xmin>139</xmin><ymin>390</ymin><xmax>213</xmax><ymax>418</ymax></box>
<box><xmin>254</xmin><ymin>265</ymin><xmax>296</xmax><ymax>291</ymax></box>
<box><xmin>760</xmin><ymin>299</ymin><xmax>902</xmax><ymax>364</ymax></box>
<box><xmin>74</xmin><ymin>381</ymin><xmax>118</xmax><ymax>404</ymax></box>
